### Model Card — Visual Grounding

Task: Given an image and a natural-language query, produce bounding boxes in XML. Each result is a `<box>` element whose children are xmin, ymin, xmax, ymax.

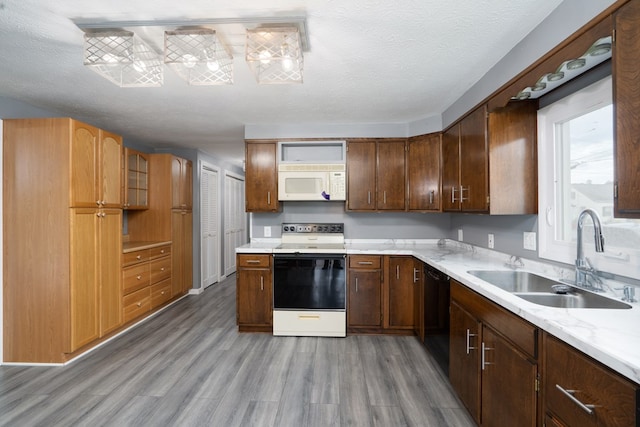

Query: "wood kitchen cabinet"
<box><xmin>385</xmin><ymin>256</ymin><xmax>418</xmax><ymax>331</ymax></box>
<box><xmin>123</xmin><ymin>148</ymin><xmax>149</xmax><ymax>209</ymax></box>
<box><xmin>443</xmin><ymin>101</ymin><xmax>537</xmax><ymax>214</ymax></box>
<box><xmin>346</xmin><ymin>139</ymin><xmax>406</xmax><ymax>211</ymax></box>
<box><xmin>3</xmin><ymin>118</ymin><xmax>123</xmax><ymax>363</ymax></box>
<box><xmin>347</xmin><ymin>255</ymin><xmax>383</xmax><ymax>329</ymax></box>
<box><xmin>543</xmin><ymin>333</ymin><xmax>638</xmax><ymax>427</ymax></box>
<box><xmin>449</xmin><ymin>280</ymin><xmax>539</xmax><ymax>426</ymax></box>
<box><xmin>407</xmin><ymin>133</ymin><xmax>441</xmax><ymax>212</ymax></box>
<box><xmin>127</xmin><ymin>154</ymin><xmax>193</xmax><ymax>296</ymax></box>
<box><xmin>245</xmin><ymin>140</ymin><xmax>280</xmax><ymax>212</ymax></box>
<box><xmin>442</xmin><ymin>106</ymin><xmax>489</xmax><ymax>213</ymax></box>
<box><xmin>237</xmin><ymin>254</ymin><xmax>273</xmax><ymax>332</ymax></box>
<box><xmin>613</xmin><ymin>0</ymin><xmax>640</xmax><ymax>218</ymax></box>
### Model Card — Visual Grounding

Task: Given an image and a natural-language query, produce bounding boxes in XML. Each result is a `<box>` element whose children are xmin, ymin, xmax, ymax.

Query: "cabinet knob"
<box><xmin>160</xmin><ymin>250</ymin><xmax>165</xmax><ymax>254</ymax></box>
<box><xmin>160</xmin><ymin>267</ymin><xmax>165</xmax><ymax>271</ymax></box>
<box><xmin>161</xmin><ymin>291</ymin><xmax>165</xmax><ymax>295</ymax></box>
<box><xmin>136</xmin><ymin>255</ymin><xmax>142</xmax><ymax>260</ymax></box>
<box><xmin>136</xmin><ymin>275</ymin><xmax>142</xmax><ymax>280</ymax></box>
<box><xmin>137</xmin><ymin>302</ymin><xmax>142</xmax><ymax>307</ymax></box>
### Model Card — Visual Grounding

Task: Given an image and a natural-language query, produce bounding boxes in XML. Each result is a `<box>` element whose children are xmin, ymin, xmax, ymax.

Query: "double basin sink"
<box><xmin>467</xmin><ymin>270</ymin><xmax>631</xmax><ymax>309</ymax></box>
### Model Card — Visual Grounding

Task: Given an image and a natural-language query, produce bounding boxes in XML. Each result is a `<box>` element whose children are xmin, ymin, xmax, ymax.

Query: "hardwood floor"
<box><xmin>0</xmin><ymin>274</ymin><xmax>474</xmax><ymax>427</ymax></box>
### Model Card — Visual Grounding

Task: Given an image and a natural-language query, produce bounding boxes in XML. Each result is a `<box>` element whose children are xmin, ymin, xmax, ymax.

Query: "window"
<box><xmin>538</xmin><ymin>76</ymin><xmax>640</xmax><ymax>280</ymax></box>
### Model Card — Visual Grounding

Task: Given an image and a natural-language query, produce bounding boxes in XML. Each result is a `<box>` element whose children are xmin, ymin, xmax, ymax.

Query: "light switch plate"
<box><xmin>458</xmin><ymin>229</ymin><xmax>463</xmax><ymax>241</ymax></box>
<box><xmin>488</xmin><ymin>234</ymin><xmax>495</xmax><ymax>249</ymax></box>
<box><xmin>523</xmin><ymin>232</ymin><xmax>536</xmax><ymax>251</ymax></box>
<box><xmin>264</xmin><ymin>226</ymin><xmax>271</xmax><ymax>237</ymax></box>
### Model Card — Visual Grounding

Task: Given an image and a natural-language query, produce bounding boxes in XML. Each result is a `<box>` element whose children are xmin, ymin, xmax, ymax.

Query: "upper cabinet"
<box><xmin>442</xmin><ymin>102</ymin><xmax>538</xmax><ymax>215</ymax></box>
<box><xmin>613</xmin><ymin>0</ymin><xmax>640</xmax><ymax>218</ymax></box>
<box><xmin>171</xmin><ymin>155</ymin><xmax>192</xmax><ymax>210</ymax></box>
<box><xmin>407</xmin><ymin>133</ymin><xmax>441</xmax><ymax>212</ymax></box>
<box><xmin>70</xmin><ymin>122</ymin><xmax>122</xmax><ymax>208</ymax></box>
<box><xmin>245</xmin><ymin>141</ymin><xmax>280</xmax><ymax>212</ymax></box>
<box><xmin>442</xmin><ymin>105</ymin><xmax>489</xmax><ymax>213</ymax></box>
<box><xmin>124</xmin><ymin>148</ymin><xmax>149</xmax><ymax>210</ymax></box>
<box><xmin>487</xmin><ymin>101</ymin><xmax>538</xmax><ymax>215</ymax></box>
<box><xmin>346</xmin><ymin>139</ymin><xmax>406</xmax><ymax>211</ymax></box>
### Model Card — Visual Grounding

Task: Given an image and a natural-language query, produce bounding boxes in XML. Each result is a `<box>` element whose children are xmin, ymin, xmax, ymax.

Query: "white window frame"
<box><xmin>538</xmin><ymin>75</ymin><xmax>640</xmax><ymax>280</ymax></box>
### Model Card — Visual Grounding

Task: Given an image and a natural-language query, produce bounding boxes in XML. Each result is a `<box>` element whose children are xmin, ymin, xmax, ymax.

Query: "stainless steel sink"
<box><xmin>516</xmin><ymin>292</ymin><xmax>631</xmax><ymax>309</ymax></box>
<box><xmin>467</xmin><ymin>270</ymin><xmax>631</xmax><ymax>309</ymax></box>
<box><xmin>467</xmin><ymin>270</ymin><xmax>560</xmax><ymax>292</ymax></box>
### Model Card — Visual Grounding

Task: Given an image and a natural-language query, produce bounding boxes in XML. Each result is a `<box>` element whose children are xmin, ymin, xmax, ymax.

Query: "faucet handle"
<box><xmin>616</xmin><ymin>285</ymin><xmax>637</xmax><ymax>302</ymax></box>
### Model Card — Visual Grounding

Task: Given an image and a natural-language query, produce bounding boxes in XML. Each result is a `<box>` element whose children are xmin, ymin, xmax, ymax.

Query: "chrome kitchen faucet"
<box><xmin>574</xmin><ymin>208</ymin><xmax>605</xmax><ymax>291</ymax></box>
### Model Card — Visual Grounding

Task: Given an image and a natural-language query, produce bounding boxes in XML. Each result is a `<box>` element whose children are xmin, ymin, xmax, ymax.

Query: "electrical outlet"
<box><xmin>523</xmin><ymin>232</ymin><xmax>536</xmax><ymax>251</ymax></box>
<box><xmin>458</xmin><ymin>229</ymin><xmax>463</xmax><ymax>241</ymax></box>
<box><xmin>264</xmin><ymin>226</ymin><xmax>271</xmax><ymax>237</ymax></box>
<box><xmin>488</xmin><ymin>233</ymin><xmax>495</xmax><ymax>249</ymax></box>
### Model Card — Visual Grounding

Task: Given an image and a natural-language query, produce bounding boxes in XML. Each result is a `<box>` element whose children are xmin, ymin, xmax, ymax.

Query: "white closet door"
<box><xmin>201</xmin><ymin>165</ymin><xmax>220</xmax><ymax>288</ymax></box>
<box><xmin>224</xmin><ymin>173</ymin><xmax>246</xmax><ymax>276</ymax></box>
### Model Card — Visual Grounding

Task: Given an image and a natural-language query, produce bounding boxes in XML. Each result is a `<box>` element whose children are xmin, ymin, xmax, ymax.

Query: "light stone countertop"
<box><xmin>236</xmin><ymin>238</ymin><xmax>640</xmax><ymax>384</ymax></box>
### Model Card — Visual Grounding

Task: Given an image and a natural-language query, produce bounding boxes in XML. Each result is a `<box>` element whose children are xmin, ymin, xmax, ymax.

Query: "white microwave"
<box><xmin>278</xmin><ymin>164</ymin><xmax>346</xmax><ymax>201</ymax></box>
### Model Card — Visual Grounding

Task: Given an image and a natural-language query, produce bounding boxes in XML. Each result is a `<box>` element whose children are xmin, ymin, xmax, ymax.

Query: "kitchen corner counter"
<box><xmin>236</xmin><ymin>238</ymin><xmax>640</xmax><ymax>384</ymax></box>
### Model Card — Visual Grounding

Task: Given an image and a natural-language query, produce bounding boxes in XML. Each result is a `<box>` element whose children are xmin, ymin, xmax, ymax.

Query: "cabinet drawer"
<box><xmin>123</xmin><ymin>287</ymin><xmax>151</xmax><ymax>323</ymax></box>
<box><xmin>149</xmin><ymin>245</ymin><xmax>171</xmax><ymax>260</ymax></box>
<box><xmin>544</xmin><ymin>334</ymin><xmax>638</xmax><ymax>427</ymax></box>
<box><xmin>150</xmin><ymin>256</ymin><xmax>171</xmax><ymax>284</ymax></box>
<box><xmin>123</xmin><ymin>249</ymin><xmax>150</xmax><ymax>266</ymax></box>
<box><xmin>238</xmin><ymin>254</ymin><xmax>271</xmax><ymax>268</ymax></box>
<box><xmin>151</xmin><ymin>278</ymin><xmax>172</xmax><ymax>309</ymax></box>
<box><xmin>349</xmin><ymin>255</ymin><xmax>382</xmax><ymax>269</ymax></box>
<box><xmin>123</xmin><ymin>263</ymin><xmax>150</xmax><ymax>295</ymax></box>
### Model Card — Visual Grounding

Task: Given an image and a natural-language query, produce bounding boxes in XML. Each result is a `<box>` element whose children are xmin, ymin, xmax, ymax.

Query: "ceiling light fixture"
<box><xmin>83</xmin><ymin>30</ymin><xmax>163</xmax><ymax>87</ymax></box>
<box><xmin>246</xmin><ymin>27</ymin><xmax>303</xmax><ymax>84</ymax></box>
<box><xmin>164</xmin><ymin>29</ymin><xmax>233</xmax><ymax>85</ymax></box>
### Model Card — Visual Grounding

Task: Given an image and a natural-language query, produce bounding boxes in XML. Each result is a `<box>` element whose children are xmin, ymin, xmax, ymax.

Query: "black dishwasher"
<box><xmin>423</xmin><ymin>263</ymin><xmax>450</xmax><ymax>375</ymax></box>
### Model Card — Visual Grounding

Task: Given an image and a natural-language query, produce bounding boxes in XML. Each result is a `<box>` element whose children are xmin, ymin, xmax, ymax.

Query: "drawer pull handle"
<box><xmin>136</xmin><ymin>255</ymin><xmax>142</xmax><ymax>260</ymax></box>
<box><xmin>246</xmin><ymin>260</ymin><xmax>261</xmax><ymax>264</ymax></box>
<box><xmin>136</xmin><ymin>275</ymin><xmax>142</xmax><ymax>280</ymax></box>
<box><xmin>555</xmin><ymin>384</ymin><xmax>595</xmax><ymax>415</ymax></box>
<box><xmin>358</xmin><ymin>261</ymin><xmax>373</xmax><ymax>265</ymax></box>
<box><xmin>299</xmin><ymin>315</ymin><xmax>320</xmax><ymax>320</ymax></box>
<box><xmin>481</xmin><ymin>342</ymin><xmax>493</xmax><ymax>370</ymax></box>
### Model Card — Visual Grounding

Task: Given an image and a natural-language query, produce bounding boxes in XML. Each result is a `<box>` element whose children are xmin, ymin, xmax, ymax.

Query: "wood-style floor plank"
<box><xmin>0</xmin><ymin>273</ymin><xmax>474</xmax><ymax>427</ymax></box>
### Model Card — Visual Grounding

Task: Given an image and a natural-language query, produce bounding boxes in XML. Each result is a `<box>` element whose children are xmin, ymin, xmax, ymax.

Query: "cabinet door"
<box><xmin>237</xmin><ymin>268</ymin><xmax>272</xmax><ymax>326</ymax></box>
<box><xmin>99</xmin><ymin>130</ymin><xmax>122</xmax><ymax>207</ymax></box>
<box><xmin>408</xmin><ymin>134</ymin><xmax>441</xmax><ymax>211</ymax></box>
<box><xmin>459</xmin><ymin>105</ymin><xmax>489</xmax><ymax>212</ymax></box>
<box><xmin>171</xmin><ymin>210</ymin><xmax>192</xmax><ymax>296</ymax></box>
<box><xmin>171</xmin><ymin>157</ymin><xmax>192</xmax><ymax>210</ymax></box>
<box><xmin>442</xmin><ymin>124</ymin><xmax>460</xmax><ymax>212</ymax></box>
<box><xmin>100</xmin><ymin>209</ymin><xmax>122</xmax><ymax>336</ymax></box>
<box><xmin>387</xmin><ymin>256</ymin><xmax>415</xmax><ymax>329</ymax></box>
<box><xmin>377</xmin><ymin>140</ymin><xmax>406</xmax><ymax>210</ymax></box>
<box><xmin>614</xmin><ymin>0</ymin><xmax>640</xmax><ymax>218</ymax></box>
<box><xmin>348</xmin><ymin>269</ymin><xmax>382</xmax><ymax>327</ymax></box>
<box><xmin>124</xmin><ymin>149</ymin><xmax>149</xmax><ymax>209</ymax></box>
<box><xmin>69</xmin><ymin>208</ymin><xmax>100</xmax><ymax>351</ymax></box>
<box><xmin>481</xmin><ymin>326</ymin><xmax>537</xmax><ymax>427</ymax></box>
<box><xmin>70</xmin><ymin>121</ymin><xmax>99</xmax><ymax>207</ymax></box>
<box><xmin>245</xmin><ymin>142</ymin><xmax>279</xmax><ymax>212</ymax></box>
<box><xmin>182</xmin><ymin>211</ymin><xmax>193</xmax><ymax>294</ymax></box>
<box><xmin>346</xmin><ymin>141</ymin><xmax>377</xmax><ymax>210</ymax></box>
<box><xmin>449</xmin><ymin>301</ymin><xmax>481</xmax><ymax>424</ymax></box>
<box><xmin>412</xmin><ymin>259</ymin><xmax>425</xmax><ymax>341</ymax></box>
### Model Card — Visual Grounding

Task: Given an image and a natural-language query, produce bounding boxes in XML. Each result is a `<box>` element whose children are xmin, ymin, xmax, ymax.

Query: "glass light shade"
<box><xmin>164</xmin><ymin>29</ymin><xmax>233</xmax><ymax>85</ymax></box>
<box><xmin>246</xmin><ymin>27</ymin><xmax>303</xmax><ymax>84</ymax></box>
<box><xmin>84</xmin><ymin>31</ymin><xmax>163</xmax><ymax>87</ymax></box>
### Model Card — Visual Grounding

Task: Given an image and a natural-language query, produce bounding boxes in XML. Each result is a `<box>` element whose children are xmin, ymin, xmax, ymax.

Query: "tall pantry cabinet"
<box><xmin>127</xmin><ymin>154</ymin><xmax>193</xmax><ymax>295</ymax></box>
<box><xmin>3</xmin><ymin>118</ymin><xmax>123</xmax><ymax>363</ymax></box>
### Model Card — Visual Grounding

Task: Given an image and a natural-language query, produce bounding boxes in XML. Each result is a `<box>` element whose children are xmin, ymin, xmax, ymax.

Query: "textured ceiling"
<box><xmin>0</xmin><ymin>0</ymin><xmax>564</xmax><ymax>166</ymax></box>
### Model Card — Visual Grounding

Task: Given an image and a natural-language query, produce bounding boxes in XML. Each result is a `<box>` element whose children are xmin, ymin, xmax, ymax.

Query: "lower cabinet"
<box><xmin>236</xmin><ymin>254</ymin><xmax>273</xmax><ymax>332</ymax></box>
<box><xmin>385</xmin><ymin>256</ymin><xmax>419</xmax><ymax>331</ymax></box>
<box><xmin>449</xmin><ymin>280</ymin><xmax>539</xmax><ymax>426</ymax></box>
<box><xmin>122</xmin><ymin>243</ymin><xmax>172</xmax><ymax>324</ymax></box>
<box><xmin>347</xmin><ymin>255</ymin><xmax>383</xmax><ymax>329</ymax></box>
<box><xmin>543</xmin><ymin>333</ymin><xmax>638</xmax><ymax>427</ymax></box>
